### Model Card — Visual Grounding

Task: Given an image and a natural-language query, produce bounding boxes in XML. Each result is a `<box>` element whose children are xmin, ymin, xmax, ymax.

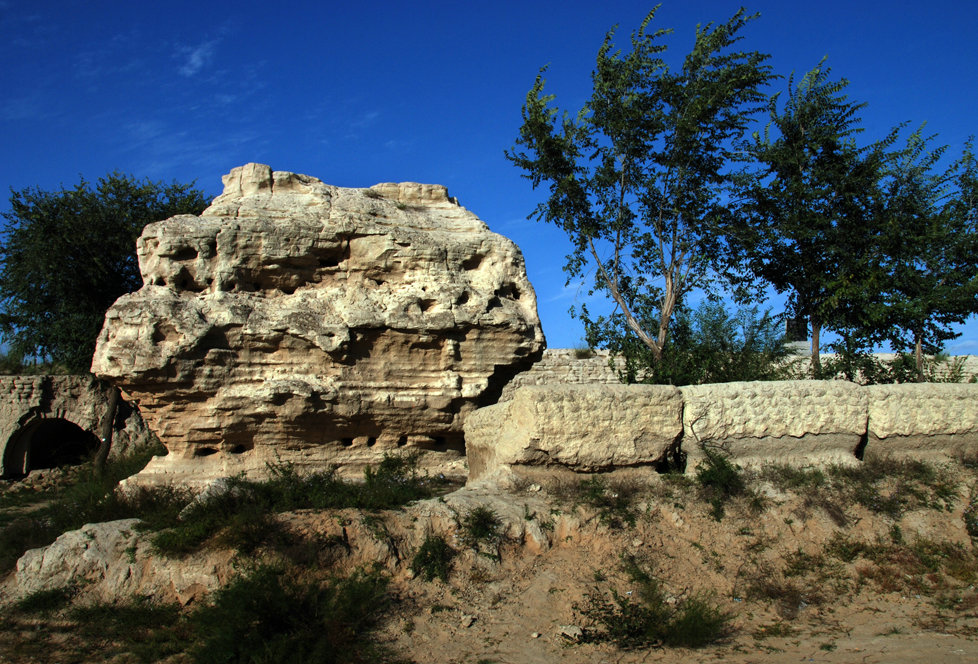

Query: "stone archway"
<box><xmin>1</xmin><ymin>417</ymin><xmax>101</xmax><ymax>478</ymax></box>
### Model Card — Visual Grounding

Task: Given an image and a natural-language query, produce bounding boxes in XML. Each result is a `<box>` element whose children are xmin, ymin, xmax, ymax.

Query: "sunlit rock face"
<box><xmin>92</xmin><ymin>163</ymin><xmax>544</xmax><ymax>486</ymax></box>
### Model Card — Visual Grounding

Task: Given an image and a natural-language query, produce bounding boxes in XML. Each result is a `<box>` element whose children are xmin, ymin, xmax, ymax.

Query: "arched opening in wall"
<box><xmin>2</xmin><ymin>418</ymin><xmax>100</xmax><ymax>478</ymax></box>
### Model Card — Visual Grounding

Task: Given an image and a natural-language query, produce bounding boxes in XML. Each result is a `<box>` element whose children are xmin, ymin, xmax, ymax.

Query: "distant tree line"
<box><xmin>507</xmin><ymin>7</ymin><xmax>977</xmax><ymax>384</ymax></box>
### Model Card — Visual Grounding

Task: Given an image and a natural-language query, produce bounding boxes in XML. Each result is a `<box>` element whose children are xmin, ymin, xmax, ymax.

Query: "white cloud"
<box><xmin>176</xmin><ymin>39</ymin><xmax>218</xmax><ymax>77</ymax></box>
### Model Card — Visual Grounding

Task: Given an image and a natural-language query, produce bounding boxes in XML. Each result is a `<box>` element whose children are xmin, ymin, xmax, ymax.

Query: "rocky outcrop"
<box><xmin>9</xmin><ymin>519</ymin><xmax>232</xmax><ymax>605</ymax></box>
<box><xmin>91</xmin><ymin>164</ymin><xmax>544</xmax><ymax>486</ymax></box>
<box><xmin>464</xmin><ymin>384</ymin><xmax>683</xmax><ymax>481</ymax></box>
<box><xmin>680</xmin><ymin>381</ymin><xmax>867</xmax><ymax>468</ymax></box>
<box><xmin>866</xmin><ymin>383</ymin><xmax>978</xmax><ymax>459</ymax></box>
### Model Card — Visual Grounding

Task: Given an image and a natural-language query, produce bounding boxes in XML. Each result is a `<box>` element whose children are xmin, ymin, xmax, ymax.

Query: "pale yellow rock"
<box><xmin>9</xmin><ymin>519</ymin><xmax>232</xmax><ymax>605</ymax></box>
<box><xmin>91</xmin><ymin>164</ymin><xmax>544</xmax><ymax>486</ymax></box>
<box><xmin>464</xmin><ymin>384</ymin><xmax>683</xmax><ymax>480</ymax></box>
<box><xmin>866</xmin><ymin>383</ymin><xmax>978</xmax><ymax>459</ymax></box>
<box><xmin>680</xmin><ymin>380</ymin><xmax>867</xmax><ymax>468</ymax></box>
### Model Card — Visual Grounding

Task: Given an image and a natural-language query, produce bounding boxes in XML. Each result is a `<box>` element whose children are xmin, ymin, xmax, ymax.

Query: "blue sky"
<box><xmin>2</xmin><ymin>0</ymin><xmax>977</xmax><ymax>351</ymax></box>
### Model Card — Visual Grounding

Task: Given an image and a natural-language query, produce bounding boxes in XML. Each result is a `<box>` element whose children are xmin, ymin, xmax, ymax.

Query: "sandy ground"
<box><xmin>373</xmin><ymin>467</ymin><xmax>978</xmax><ymax>664</ymax></box>
<box><xmin>3</xmin><ymin>460</ymin><xmax>978</xmax><ymax>663</ymax></box>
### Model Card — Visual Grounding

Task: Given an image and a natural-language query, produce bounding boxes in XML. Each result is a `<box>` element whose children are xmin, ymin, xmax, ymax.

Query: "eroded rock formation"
<box><xmin>92</xmin><ymin>163</ymin><xmax>544</xmax><ymax>485</ymax></box>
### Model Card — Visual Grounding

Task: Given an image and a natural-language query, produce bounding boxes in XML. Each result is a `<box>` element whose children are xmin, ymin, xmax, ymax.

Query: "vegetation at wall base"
<box><xmin>695</xmin><ymin>448</ymin><xmax>750</xmax><ymax>521</ymax></box>
<box><xmin>573</xmin><ymin>475</ymin><xmax>639</xmax><ymax>528</ymax></box>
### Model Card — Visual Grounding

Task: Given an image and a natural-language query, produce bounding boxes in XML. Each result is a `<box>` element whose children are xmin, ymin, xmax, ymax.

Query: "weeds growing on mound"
<box><xmin>191</xmin><ymin>564</ymin><xmax>399</xmax><ymax>664</ymax></box>
<box><xmin>3</xmin><ymin>565</ymin><xmax>401</xmax><ymax>664</ymax></box>
<box><xmin>458</xmin><ymin>505</ymin><xmax>503</xmax><ymax>560</ymax></box>
<box><xmin>411</xmin><ymin>534</ymin><xmax>455</xmax><ymax>582</ymax></box>
<box><xmin>577</xmin><ymin>555</ymin><xmax>732</xmax><ymax>648</ymax></box>
<box><xmin>152</xmin><ymin>452</ymin><xmax>444</xmax><ymax>556</ymax></box>
<box><xmin>0</xmin><ymin>443</ymin><xmax>189</xmax><ymax>572</ymax></box>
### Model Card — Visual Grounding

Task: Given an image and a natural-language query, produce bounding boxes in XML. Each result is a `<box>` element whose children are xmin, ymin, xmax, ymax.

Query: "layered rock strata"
<box><xmin>464</xmin><ymin>384</ymin><xmax>684</xmax><ymax>481</ymax></box>
<box><xmin>866</xmin><ymin>383</ymin><xmax>978</xmax><ymax>459</ymax></box>
<box><xmin>680</xmin><ymin>380</ymin><xmax>868</xmax><ymax>469</ymax></box>
<box><xmin>92</xmin><ymin>163</ymin><xmax>544</xmax><ymax>486</ymax></box>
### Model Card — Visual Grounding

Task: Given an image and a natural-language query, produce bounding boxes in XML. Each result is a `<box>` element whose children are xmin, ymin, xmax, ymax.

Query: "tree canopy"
<box><xmin>0</xmin><ymin>173</ymin><xmax>208</xmax><ymax>372</ymax></box>
<box><xmin>879</xmin><ymin>133</ymin><xmax>978</xmax><ymax>377</ymax></box>
<box><xmin>730</xmin><ymin>63</ymin><xmax>896</xmax><ymax>373</ymax></box>
<box><xmin>506</xmin><ymin>7</ymin><xmax>774</xmax><ymax>366</ymax></box>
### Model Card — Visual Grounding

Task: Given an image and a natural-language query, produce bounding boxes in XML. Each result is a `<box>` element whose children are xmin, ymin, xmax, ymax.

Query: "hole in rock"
<box><xmin>487</xmin><ymin>296</ymin><xmax>502</xmax><ymax>311</ymax></box>
<box><xmin>229</xmin><ymin>444</ymin><xmax>252</xmax><ymax>455</ymax></box>
<box><xmin>396</xmin><ymin>436</ymin><xmax>407</xmax><ymax>448</ymax></box>
<box><xmin>461</xmin><ymin>254</ymin><xmax>483</xmax><ymax>270</ymax></box>
<box><xmin>496</xmin><ymin>282</ymin><xmax>521</xmax><ymax>300</ymax></box>
<box><xmin>367</xmin><ymin>437</ymin><xmax>377</xmax><ymax>448</ymax></box>
<box><xmin>170</xmin><ymin>246</ymin><xmax>198</xmax><ymax>262</ymax></box>
<box><xmin>2</xmin><ymin>418</ymin><xmax>100</xmax><ymax>478</ymax></box>
<box><xmin>194</xmin><ymin>447</ymin><xmax>218</xmax><ymax>457</ymax></box>
<box><xmin>455</xmin><ymin>291</ymin><xmax>469</xmax><ymax>305</ymax></box>
<box><xmin>419</xmin><ymin>299</ymin><xmax>437</xmax><ymax>313</ymax></box>
<box><xmin>341</xmin><ymin>438</ymin><xmax>354</xmax><ymax>447</ymax></box>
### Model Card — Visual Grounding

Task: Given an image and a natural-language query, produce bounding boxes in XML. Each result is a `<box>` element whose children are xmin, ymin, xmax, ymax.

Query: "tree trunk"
<box><xmin>810</xmin><ymin>320</ymin><xmax>821</xmax><ymax>377</ymax></box>
<box><xmin>94</xmin><ymin>384</ymin><xmax>120</xmax><ymax>480</ymax></box>
<box><xmin>915</xmin><ymin>333</ymin><xmax>924</xmax><ymax>382</ymax></box>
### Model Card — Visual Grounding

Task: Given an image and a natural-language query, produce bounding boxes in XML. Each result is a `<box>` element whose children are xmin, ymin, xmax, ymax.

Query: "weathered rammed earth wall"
<box><xmin>466</xmin><ymin>380</ymin><xmax>978</xmax><ymax>481</ymax></box>
<box><xmin>0</xmin><ymin>375</ymin><xmax>156</xmax><ymax>477</ymax></box>
<box><xmin>503</xmin><ymin>349</ymin><xmax>978</xmax><ymax>394</ymax></box>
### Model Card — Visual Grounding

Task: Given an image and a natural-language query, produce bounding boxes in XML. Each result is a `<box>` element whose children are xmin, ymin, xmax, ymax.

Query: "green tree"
<box><xmin>607</xmin><ymin>299</ymin><xmax>790</xmax><ymax>386</ymax></box>
<box><xmin>881</xmin><ymin>133</ymin><xmax>978</xmax><ymax>379</ymax></box>
<box><xmin>731</xmin><ymin>63</ymin><xmax>894</xmax><ymax>374</ymax></box>
<box><xmin>0</xmin><ymin>173</ymin><xmax>207</xmax><ymax>372</ymax></box>
<box><xmin>506</xmin><ymin>7</ymin><xmax>773</xmax><ymax>367</ymax></box>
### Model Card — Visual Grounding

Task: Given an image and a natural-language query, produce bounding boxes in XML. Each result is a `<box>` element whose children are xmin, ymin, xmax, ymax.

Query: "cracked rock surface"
<box><xmin>92</xmin><ymin>163</ymin><xmax>544</xmax><ymax>486</ymax></box>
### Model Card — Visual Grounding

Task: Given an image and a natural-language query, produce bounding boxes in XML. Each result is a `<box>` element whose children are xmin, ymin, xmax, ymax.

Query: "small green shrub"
<box><xmin>411</xmin><ymin>534</ymin><xmax>455</xmax><ymax>582</ymax></box>
<box><xmin>577</xmin><ymin>556</ymin><xmax>731</xmax><ymax>648</ymax></box>
<box><xmin>190</xmin><ymin>565</ymin><xmax>394</xmax><ymax>664</ymax></box>
<box><xmin>965</xmin><ymin>485</ymin><xmax>978</xmax><ymax>540</ymax></box>
<box><xmin>574</xmin><ymin>476</ymin><xmax>638</xmax><ymax>528</ymax></box>
<box><xmin>695</xmin><ymin>448</ymin><xmax>747</xmax><ymax>521</ymax></box>
<box><xmin>459</xmin><ymin>505</ymin><xmax>502</xmax><ymax>557</ymax></box>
